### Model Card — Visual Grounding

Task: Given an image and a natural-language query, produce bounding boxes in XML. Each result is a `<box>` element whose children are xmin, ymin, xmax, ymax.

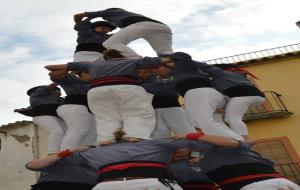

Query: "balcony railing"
<box><xmin>275</xmin><ymin>162</ymin><xmax>300</xmax><ymax>184</ymax></box>
<box><xmin>244</xmin><ymin>91</ymin><xmax>293</xmax><ymax>121</ymax></box>
<box><xmin>204</xmin><ymin>43</ymin><xmax>300</xmax><ymax>65</ymax></box>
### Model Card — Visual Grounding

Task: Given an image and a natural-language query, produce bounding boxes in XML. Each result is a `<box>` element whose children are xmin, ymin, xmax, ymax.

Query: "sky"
<box><xmin>1</xmin><ymin>0</ymin><xmax>300</xmax><ymax>125</ymax></box>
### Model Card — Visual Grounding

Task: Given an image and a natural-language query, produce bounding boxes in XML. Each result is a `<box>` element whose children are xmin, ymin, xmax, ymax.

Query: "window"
<box><xmin>252</xmin><ymin>137</ymin><xmax>300</xmax><ymax>184</ymax></box>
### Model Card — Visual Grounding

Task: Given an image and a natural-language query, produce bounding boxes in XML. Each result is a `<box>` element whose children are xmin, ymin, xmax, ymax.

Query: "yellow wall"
<box><xmin>244</xmin><ymin>57</ymin><xmax>300</xmax><ymax>155</ymax></box>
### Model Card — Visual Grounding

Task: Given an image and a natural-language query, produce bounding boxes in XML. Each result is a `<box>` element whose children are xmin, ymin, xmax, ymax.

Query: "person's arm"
<box><xmin>45</xmin><ymin>63</ymin><xmax>90</xmax><ymax>74</ymax></box>
<box><xmin>14</xmin><ymin>107</ymin><xmax>33</xmax><ymax>117</ymax></box>
<box><xmin>45</xmin><ymin>64</ymin><xmax>68</xmax><ymax>72</ymax></box>
<box><xmin>74</xmin><ymin>12</ymin><xmax>88</xmax><ymax>24</ymax></box>
<box><xmin>48</xmin><ymin>71</ymin><xmax>68</xmax><ymax>82</ymax></box>
<box><xmin>74</xmin><ymin>14</ymin><xmax>94</xmax><ymax>38</ymax></box>
<box><xmin>176</xmin><ymin>133</ymin><xmax>240</xmax><ymax>148</ymax></box>
<box><xmin>137</xmin><ymin>57</ymin><xmax>175</xmax><ymax>69</ymax></box>
<box><xmin>25</xmin><ymin>146</ymin><xmax>89</xmax><ymax>170</ymax></box>
<box><xmin>85</xmin><ymin>10</ymin><xmax>109</xmax><ymax>20</ymax></box>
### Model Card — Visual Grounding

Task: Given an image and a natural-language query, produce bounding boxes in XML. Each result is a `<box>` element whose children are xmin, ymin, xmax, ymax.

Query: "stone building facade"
<box><xmin>0</xmin><ymin>121</ymin><xmax>48</xmax><ymax>190</ymax></box>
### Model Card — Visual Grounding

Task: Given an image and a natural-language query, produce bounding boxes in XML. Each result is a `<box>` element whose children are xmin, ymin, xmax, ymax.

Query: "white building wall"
<box><xmin>0</xmin><ymin>121</ymin><xmax>48</xmax><ymax>190</ymax></box>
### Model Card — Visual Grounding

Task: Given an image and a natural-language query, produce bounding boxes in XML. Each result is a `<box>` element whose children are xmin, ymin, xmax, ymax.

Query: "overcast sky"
<box><xmin>1</xmin><ymin>0</ymin><xmax>300</xmax><ymax>125</ymax></box>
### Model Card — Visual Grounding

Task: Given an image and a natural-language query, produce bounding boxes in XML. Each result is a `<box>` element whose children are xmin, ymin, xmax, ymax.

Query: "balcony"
<box><xmin>204</xmin><ymin>43</ymin><xmax>300</xmax><ymax>66</ymax></box>
<box><xmin>243</xmin><ymin>91</ymin><xmax>293</xmax><ymax>121</ymax></box>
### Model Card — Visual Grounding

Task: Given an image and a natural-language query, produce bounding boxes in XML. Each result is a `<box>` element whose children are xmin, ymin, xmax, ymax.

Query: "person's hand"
<box><xmin>14</xmin><ymin>108</ymin><xmax>29</xmax><ymax>112</ymax></box>
<box><xmin>189</xmin><ymin>157</ymin><xmax>201</xmax><ymax>164</ymax></box>
<box><xmin>14</xmin><ymin>107</ymin><xmax>33</xmax><ymax>117</ymax></box>
<box><xmin>171</xmin><ymin>148</ymin><xmax>190</xmax><ymax>161</ymax></box>
<box><xmin>74</xmin><ymin>13</ymin><xmax>88</xmax><ymax>19</ymax></box>
<box><xmin>74</xmin><ymin>13</ymin><xmax>88</xmax><ymax>23</ymax></box>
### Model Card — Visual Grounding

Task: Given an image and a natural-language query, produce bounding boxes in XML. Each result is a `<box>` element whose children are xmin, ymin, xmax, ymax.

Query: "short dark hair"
<box><xmin>106</xmin><ymin>8</ymin><xmax>124</xmax><ymax>11</ymax></box>
<box><xmin>27</xmin><ymin>86</ymin><xmax>60</xmax><ymax>96</ymax></box>
<box><xmin>103</xmin><ymin>49</ymin><xmax>124</xmax><ymax>60</ymax></box>
<box><xmin>27</xmin><ymin>86</ymin><xmax>43</xmax><ymax>96</ymax></box>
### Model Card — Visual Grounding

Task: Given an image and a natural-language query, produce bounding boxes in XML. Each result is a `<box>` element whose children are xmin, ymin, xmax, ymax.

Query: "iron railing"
<box><xmin>204</xmin><ymin>43</ymin><xmax>300</xmax><ymax>65</ymax></box>
<box><xmin>244</xmin><ymin>91</ymin><xmax>292</xmax><ymax>121</ymax></box>
<box><xmin>275</xmin><ymin>162</ymin><xmax>300</xmax><ymax>184</ymax></box>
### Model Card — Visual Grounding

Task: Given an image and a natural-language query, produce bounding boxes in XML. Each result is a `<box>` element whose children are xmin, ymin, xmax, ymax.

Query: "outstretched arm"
<box><xmin>26</xmin><ymin>146</ymin><xmax>89</xmax><ymax>170</ymax></box>
<box><xmin>45</xmin><ymin>64</ymin><xmax>68</xmax><ymax>71</ymax></box>
<box><xmin>175</xmin><ymin>133</ymin><xmax>240</xmax><ymax>148</ymax></box>
<box><xmin>14</xmin><ymin>107</ymin><xmax>33</xmax><ymax>117</ymax></box>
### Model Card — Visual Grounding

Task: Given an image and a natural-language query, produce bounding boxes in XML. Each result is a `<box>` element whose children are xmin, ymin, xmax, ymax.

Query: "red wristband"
<box><xmin>186</xmin><ymin>133</ymin><xmax>205</xmax><ymax>140</ymax></box>
<box><xmin>57</xmin><ymin>149</ymin><xmax>73</xmax><ymax>158</ymax></box>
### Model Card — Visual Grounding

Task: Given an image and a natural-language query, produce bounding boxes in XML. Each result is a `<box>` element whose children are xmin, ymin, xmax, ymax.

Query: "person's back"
<box><xmin>68</xmin><ymin>57</ymin><xmax>162</xmax><ymax>81</ymax></box>
<box><xmin>83</xmin><ymin>8</ymin><xmax>172</xmax><ymax>59</ymax></box>
<box><xmin>207</xmin><ymin>67</ymin><xmax>256</xmax><ymax>94</ymax></box>
<box><xmin>29</xmin><ymin>159</ymin><xmax>96</xmax><ymax>190</ymax></box>
<box><xmin>73</xmin><ymin>14</ymin><xmax>116</xmax><ymax>62</ymax></box>
<box><xmin>160</xmin><ymin>52</ymin><xmax>243</xmax><ymax>141</ymax></box>
<box><xmin>29</xmin><ymin>85</ymin><xmax>64</xmax><ymax>109</ymax></box>
<box><xmin>205</xmin><ymin>65</ymin><xmax>265</xmax><ymax>140</ymax></box>
<box><xmin>196</xmin><ymin>143</ymin><xmax>300</xmax><ymax>190</ymax></box>
<box><xmin>140</xmin><ymin>77</ymin><xmax>196</xmax><ymax>139</ymax></box>
<box><xmin>86</xmin><ymin>8</ymin><xmax>161</xmax><ymax>28</ymax></box>
<box><xmin>27</xmin><ymin>84</ymin><xmax>66</xmax><ymax>154</ymax></box>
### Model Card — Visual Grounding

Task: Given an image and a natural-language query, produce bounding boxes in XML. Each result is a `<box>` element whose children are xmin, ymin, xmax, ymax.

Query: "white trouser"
<box><xmin>88</xmin><ymin>85</ymin><xmax>155</xmax><ymax>143</ymax></box>
<box><xmin>240</xmin><ymin>178</ymin><xmax>300</xmax><ymax>190</ymax></box>
<box><xmin>80</xmin><ymin>113</ymin><xmax>97</xmax><ymax>146</ymax></box>
<box><xmin>224</xmin><ymin>96</ymin><xmax>265</xmax><ymax>135</ymax></box>
<box><xmin>103</xmin><ymin>21</ymin><xmax>173</xmax><ymax>59</ymax></box>
<box><xmin>184</xmin><ymin>88</ymin><xmax>243</xmax><ymax>141</ymax></box>
<box><xmin>32</xmin><ymin>116</ymin><xmax>66</xmax><ymax>153</ymax></box>
<box><xmin>151</xmin><ymin>107</ymin><xmax>196</xmax><ymax>139</ymax></box>
<box><xmin>92</xmin><ymin>178</ymin><xmax>183</xmax><ymax>190</ymax></box>
<box><xmin>73</xmin><ymin>51</ymin><xmax>104</xmax><ymax>62</ymax></box>
<box><xmin>57</xmin><ymin>104</ymin><xmax>95</xmax><ymax>150</ymax></box>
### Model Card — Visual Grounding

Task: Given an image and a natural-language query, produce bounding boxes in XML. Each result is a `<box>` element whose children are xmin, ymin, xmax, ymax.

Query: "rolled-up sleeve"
<box><xmin>156</xmin><ymin>139</ymin><xmax>213</xmax><ymax>152</ymax></box>
<box><xmin>67</xmin><ymin>62</ymin><xmax>90</xmax><ymax>73</ymax></box>
<box><xmin>136</xmin><ymin>57</ymin><xmax>161</xmax><ymax>69</ymax></box>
